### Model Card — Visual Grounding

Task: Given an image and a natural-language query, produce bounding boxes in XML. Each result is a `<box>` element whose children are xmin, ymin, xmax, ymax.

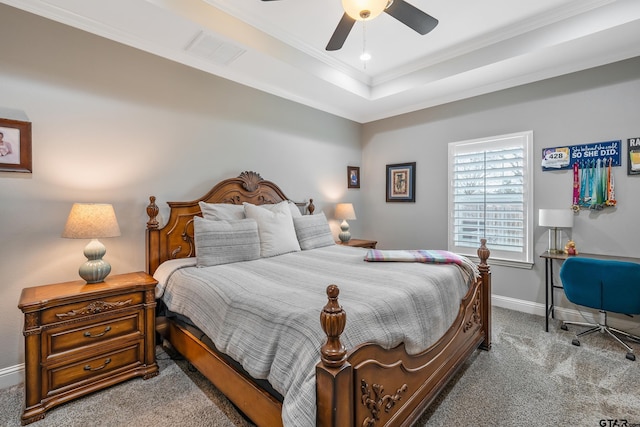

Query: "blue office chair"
<box><xmin>559</xmin><ymin>257</ymin><xmax>640</xmax><ymax>361</ymax></box>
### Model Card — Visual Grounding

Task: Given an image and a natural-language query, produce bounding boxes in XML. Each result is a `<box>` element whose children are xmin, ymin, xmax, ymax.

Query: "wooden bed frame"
<box><xmin>145</xmin><ymin>171</ymin><xmax>491</xmax><ymax>427</ymax></box>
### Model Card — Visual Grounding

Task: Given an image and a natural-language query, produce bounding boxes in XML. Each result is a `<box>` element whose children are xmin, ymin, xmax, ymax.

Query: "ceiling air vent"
<box><xmin>185</xmin><ymin>31</ymin><xmax>245</xmax><ymax>66</ymax></box>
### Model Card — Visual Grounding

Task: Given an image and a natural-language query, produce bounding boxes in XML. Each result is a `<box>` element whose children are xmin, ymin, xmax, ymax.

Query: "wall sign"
<box><xmin>628</xmin><ymin>138</ymin><xmax>640</xmax><ymax>175</ymax></box>
<box><xmin>542</xmin><ymin>140</ymin><xmax>621</xmax><ymax>171</ymax></box>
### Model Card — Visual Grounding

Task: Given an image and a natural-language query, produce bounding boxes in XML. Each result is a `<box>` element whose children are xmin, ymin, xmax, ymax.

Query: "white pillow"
<box><xmin>199</xmin><ymin>201</ymin><xmax>245</xmax><ymax>220</ymax></box>
<box><xmin>243</xmin><ymin>202</ymin><xmax>301</xmax><ymax>257</ymax></box>
<box><xmin>193</xmin><ymin>217</ymin><xmax>260</xmax><ymax>267</ymax></box>
<box><xmin>259</xmin><ymin>200</ymin><xmax>303</xmax><ymax>218</ymax></box>
<box><xmin>293</xmin><ymin>212</ymin><xmax>335</xmax><ymax>250</ymax></box>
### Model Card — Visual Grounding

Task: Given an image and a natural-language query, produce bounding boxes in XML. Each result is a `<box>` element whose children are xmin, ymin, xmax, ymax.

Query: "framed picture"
<box><xmin>386</xmin><ymin>162</ymin><xmax>416</xmax><ymax>202</ymax></box>
<box><xmin>0</xmin><ymin>118</ymin><xmax>32</xmax><ymax>173</ymax></box>
<box><xmin>347</xmin><ymin>166</ymin><xmax>360</xmax><ymax>188</ymax></box>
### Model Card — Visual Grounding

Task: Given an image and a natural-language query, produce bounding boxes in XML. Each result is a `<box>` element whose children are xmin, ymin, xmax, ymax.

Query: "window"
<box><xmin>448</xmin><ymin>131</ymin><xmax>534</xmax><ymax>267</ymax></box>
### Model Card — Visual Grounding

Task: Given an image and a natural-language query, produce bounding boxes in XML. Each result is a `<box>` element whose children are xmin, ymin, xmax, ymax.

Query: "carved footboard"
<box><xmin>317</xmin><ymin>240</ymin><xmax>491</xmax><ymax>427</ymax></box>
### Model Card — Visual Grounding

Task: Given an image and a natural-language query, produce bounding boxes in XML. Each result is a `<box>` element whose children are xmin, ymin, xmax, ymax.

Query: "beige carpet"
<box><xmin>2</xmin><ymin>307</ymin><xmax>640</xmax><ymax>426</ymax></box>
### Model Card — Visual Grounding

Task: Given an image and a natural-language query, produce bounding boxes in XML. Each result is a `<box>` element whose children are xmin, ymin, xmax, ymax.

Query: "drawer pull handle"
<box><xmin>84</xmin><ymin>326</ymin><xmax>112</xmax><ymax>338</ymax></box>
<box><xmin>83</xmin><ymin>358</ymin><xmax>111</xmax><ymax>371</ymax></box>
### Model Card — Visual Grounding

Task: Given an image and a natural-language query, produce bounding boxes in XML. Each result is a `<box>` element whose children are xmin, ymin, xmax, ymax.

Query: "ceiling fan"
<box><xmin>261</xmin><ymin>0</ymin><xmax>438</xmax><ymax>51</ymax></box>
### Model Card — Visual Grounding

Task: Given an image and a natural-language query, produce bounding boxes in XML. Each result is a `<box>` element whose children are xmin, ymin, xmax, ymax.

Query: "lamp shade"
<box><xmin>62</xmin><ymin>203</ymin><xmax>121</xmax><ymax>239</ymax></box>
<box><xmin>335</xmin><ymin>203</ymin><xmax>356</xmax><ymax>220</ymax></box>
<box><xmin>538</xmin><ymin>209</ymin><xmax>573</xmax><ymax>228</ymax></box>
<box><xmin>342</xmin><ymin>0</ymin><xmax>388</xmax><ymax>20</ymax></box>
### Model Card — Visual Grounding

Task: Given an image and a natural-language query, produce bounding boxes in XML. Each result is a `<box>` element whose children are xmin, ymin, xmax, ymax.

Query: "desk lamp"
<box><xmin>539</xmin><ymin>208</ymin><xmax>573</xmax><ymax>254</ymax></box>
<box><xmin>335</xmin><ymin>203</ymin><xmax>356</xmax><ymax>243</ymax></box>
<box><xmin>62</xmin><ymin>203</ymin><xmax>121</xmax><ymax>283</ymax></box>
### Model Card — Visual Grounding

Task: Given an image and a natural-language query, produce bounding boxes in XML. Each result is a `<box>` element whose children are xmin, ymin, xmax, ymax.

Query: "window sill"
<box><xmin>464</xmin><ymin>255</ymin><xmax>534</xmax><ymax>269</ymax></box>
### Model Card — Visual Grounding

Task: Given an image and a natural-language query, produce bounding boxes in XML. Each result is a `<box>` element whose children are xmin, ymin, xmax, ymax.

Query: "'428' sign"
<box><xmin>542</xmin><ymin>140</ymin><xmax>621</xmax><ymax>171</ymax></box>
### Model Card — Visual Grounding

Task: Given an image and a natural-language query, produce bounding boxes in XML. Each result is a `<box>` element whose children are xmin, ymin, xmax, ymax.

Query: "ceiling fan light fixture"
<box><xmin>342</xmin><ymin>0</ymin><xmax>388</xmax><ymax>21</ymax></box>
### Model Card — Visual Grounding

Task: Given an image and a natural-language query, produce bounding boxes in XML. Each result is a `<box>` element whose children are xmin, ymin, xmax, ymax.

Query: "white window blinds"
<box><xmin>448</xmin><ymin>131</ymin><xmax>534</xmax><ymax>266</ymax></box>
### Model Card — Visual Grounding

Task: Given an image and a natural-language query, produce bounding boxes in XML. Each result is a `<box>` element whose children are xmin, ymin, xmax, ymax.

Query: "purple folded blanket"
<box><xmin>364</xmin><ymin>249</ymin><xmax>464</xmax><ymax>264</ymax></box>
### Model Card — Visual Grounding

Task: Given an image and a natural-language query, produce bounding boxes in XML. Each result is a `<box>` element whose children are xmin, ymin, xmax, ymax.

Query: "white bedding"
<box><xmin>156</xmin><ymin>244</ymin><xmax>475</xmax><ymax>427</ymax></box>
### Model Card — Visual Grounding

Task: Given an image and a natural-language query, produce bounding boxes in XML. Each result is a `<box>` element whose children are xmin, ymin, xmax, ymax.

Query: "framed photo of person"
<box><xmin>347</xmin><ymin>166</ymin><xmax>360</xmax><ymax>188</ymax></box>
<box><xmin>0</xmin><ymin>118</ymin><xmax>32</xmax><ymax>173</ymax></box>
<box><xmin>386</xmin><ymin>162</ymin><xmax>416</xmax><ymax>202</ymax></box>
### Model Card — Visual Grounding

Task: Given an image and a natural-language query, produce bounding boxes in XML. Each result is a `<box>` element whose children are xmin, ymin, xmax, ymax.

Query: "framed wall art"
<box><xmin>0</xmin><ymin>118</ymin><xmax>32</xmax><ymax>173</ymax></box>
<box><xmin>347</xmin><ymin>166</ymin><xmax>360</xmax><ymax>188</ymax></box>
<box><xmin>386</xmin><ymin>162</ymin><xmax>416</xmax><ymax>202</ymax></box>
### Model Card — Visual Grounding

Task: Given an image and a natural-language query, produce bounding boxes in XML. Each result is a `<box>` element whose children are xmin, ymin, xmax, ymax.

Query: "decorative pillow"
<box><xmin>198</xmin><ymin>201</ymin><xmax>245</xmax><ymax>220</ymax></box>
<box><xmin>259</xmin><ymin>200</ymin><xmax>303</xmax><ymax>218</ymax></box>
<box><xmin>193</xmin><ymin>217</ymin><xmax>260</xmax><ymax>267</ymax></box>
<box><xmin>293</xmin><ymin>212</ymin><xmax>335</xmax><ymax>250</ymax></box>
<box><xmin>288</xmin><ymin>201</ymin><xmax>304</xmax><ymax>218</ymax></box>
<box><xmin>243</xmin><ymin>202</ymin><xmax>301</xmax><ymax>257</ymax></box>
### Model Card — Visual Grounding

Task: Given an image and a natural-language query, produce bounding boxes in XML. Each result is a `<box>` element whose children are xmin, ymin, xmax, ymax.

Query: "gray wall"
<box><xmin>0</xmin><ymin>5</ymin><xmax>361</xmax><ymax>374</ymax></box>
<box><xmin>361</xmin><ymin>57</ymin><xmax>640</xmax><ymax>309</ymax></box>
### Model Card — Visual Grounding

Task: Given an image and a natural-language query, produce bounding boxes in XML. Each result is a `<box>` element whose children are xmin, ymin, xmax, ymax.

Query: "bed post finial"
<box><xmin>320</xmin><ymin>284</ymin><xmax>347</xmax><ymax>368</ymax></box>
<box><xmin>146</xmin><ymin>196</ymin><xmax>159</xmax><ymax>230</ymax></box>
<box><xmin>477</xmin><ymin>238</ymin><xmax>490</xmax><ymax>269</ymax></box>
<box><xmin>477</xmin><ymin>238</ymin><xmax>492</xmax><ymax>350</ymax></box>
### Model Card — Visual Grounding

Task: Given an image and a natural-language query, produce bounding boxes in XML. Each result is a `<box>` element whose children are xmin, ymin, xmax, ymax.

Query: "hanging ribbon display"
<box><xmin>541</xmin><ymin>140</ymin><xmax>621</xmax><ymax>211</ymax></box>
<box><xmin>572</xmin><ymin>157</ymin><xmax>618</xmax><ymax>211</ymax></box>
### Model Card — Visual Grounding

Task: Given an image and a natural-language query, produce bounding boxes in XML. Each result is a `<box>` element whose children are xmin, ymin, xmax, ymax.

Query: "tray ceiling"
<box><xmin>4</xmin><ymin>0</ymin><xmax>640</xmax><ymax>123</ymax></box>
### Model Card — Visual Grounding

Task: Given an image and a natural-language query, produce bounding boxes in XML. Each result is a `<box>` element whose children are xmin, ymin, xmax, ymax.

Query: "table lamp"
<box><xmin>538</xmin><ymin>208</ymin><xmax>573</xmax><ymax>254</ymax></box>
<box><xmin>335</xmin><ymin>203</ymin><xmax>356</xmax><ymax>243</ymax></box>
<box><xmin>62</xmin><ymin>203</ymin><xmax>121</xmax><ymax>283</ymax></box>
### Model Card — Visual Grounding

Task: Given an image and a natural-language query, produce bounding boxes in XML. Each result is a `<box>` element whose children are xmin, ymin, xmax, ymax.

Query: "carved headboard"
<box><xmin>145</xmin><ymin>171</ymin><xmax>314</xmax><ymax>275</ymax></box>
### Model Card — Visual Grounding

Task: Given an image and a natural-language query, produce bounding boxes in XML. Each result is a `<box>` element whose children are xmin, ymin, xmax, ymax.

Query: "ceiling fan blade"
<box><xmin>384</xmin><ymin>0</ymin><xmax>438</xmax><ymax>35</ymax></box>
<box><xmin>326</xmin><ymin>13</ymin><xmax>356</xmax><ymax>51</ymax></box>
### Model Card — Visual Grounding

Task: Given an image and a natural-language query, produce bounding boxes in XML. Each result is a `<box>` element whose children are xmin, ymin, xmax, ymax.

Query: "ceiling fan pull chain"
<box><xmin>362</xmin><ymin>20</ymin><xmax>367</xmax><ymax>70</ymax></box>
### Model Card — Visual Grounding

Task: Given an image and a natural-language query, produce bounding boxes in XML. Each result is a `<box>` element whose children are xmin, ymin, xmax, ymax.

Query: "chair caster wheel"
<box><xmin>572</xmin><ymin>339</ymin><xmax>580</xmax><ymax>347</ymax></box>
<box><xmin>626</xmin><ymin>353</ymin><xmax>635</xmax><ymax>361</ymax></box>
<box><xmin>561</xmin><ymin>324</ymin><xmax>568</xmax><ymax>331</ymax></box>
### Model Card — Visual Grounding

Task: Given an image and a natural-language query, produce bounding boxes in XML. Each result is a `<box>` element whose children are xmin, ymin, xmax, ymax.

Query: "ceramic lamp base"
<box><xmin>79</xmin><ymin>239</ymin><xmax>111</xmax><ymax>283</ymax></box>
<box><xmin>339</xmin><ymin>220</ymin><xmax>351</xmax><ymax>243</ymax></box>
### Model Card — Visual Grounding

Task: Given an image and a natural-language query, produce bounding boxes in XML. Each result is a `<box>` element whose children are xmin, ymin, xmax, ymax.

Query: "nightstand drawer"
<box><xmin>41</xmin><ymin>292</ymin><xmax>143</xmax><ymax>325</ymax></box>
<box><xmin>45</xmin><ymin>311</ymin><xmax>143</xmax><ymax>359</ymax></box>
<box><xmin>47</xmin><ymin>343</ymin><xmax>143</xmax><ymax>393</ymax></box>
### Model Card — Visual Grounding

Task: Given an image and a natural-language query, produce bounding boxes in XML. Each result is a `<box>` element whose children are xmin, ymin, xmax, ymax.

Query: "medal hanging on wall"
<box><xmin>605</xmin><ymin>157</ymin><xmax>616</xmax><ymax>206</ymax></box>
<box><xmin>572</xmin><ymin>162</ymin><xmax>580</xmax><ymax>212</ymax></box>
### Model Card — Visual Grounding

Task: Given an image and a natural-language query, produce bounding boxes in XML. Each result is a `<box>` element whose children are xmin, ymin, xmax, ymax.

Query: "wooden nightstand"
<box><xmin>337</xmin><ymin>238</ymin><xmax>377</xmax><ymax>249</ymax></box>
<box><xmin>18</xmin><ymin>272</ymin><xmax>159</xmax><ymax>425</ymax></box>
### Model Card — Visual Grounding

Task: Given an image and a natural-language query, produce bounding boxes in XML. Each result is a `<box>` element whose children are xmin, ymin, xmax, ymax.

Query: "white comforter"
<box><xmin>155</xmin><ymin>244</ymin><xmax>474</xmax><ymax>427</ymax></box>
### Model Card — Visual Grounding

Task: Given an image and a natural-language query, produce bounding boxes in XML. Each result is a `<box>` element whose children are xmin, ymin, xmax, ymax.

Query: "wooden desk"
<box><xmin>540</xmin><ymin>251</ymin><xmax>640</xmax><ymax>332</ymax></box>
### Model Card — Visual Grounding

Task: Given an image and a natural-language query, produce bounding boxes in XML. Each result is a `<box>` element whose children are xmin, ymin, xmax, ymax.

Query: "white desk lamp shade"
<box><xmin>62</xmin><ymin>203</ymin><xmax>121</xmax><ymax>283</ymax></box>
<box><xmin>539</xmin><ymin>209</ymin><xmax>574</xmax><ymax>228</ymax></box>
<box><xmin>335</xmin><ymin>203</ymin><xmax>356</xmax><ymax>243</ymax></box>
<box><xmin>539</xmin><ymin>209</ymin><xmax>573</xmax><ymax>253</ymax></box>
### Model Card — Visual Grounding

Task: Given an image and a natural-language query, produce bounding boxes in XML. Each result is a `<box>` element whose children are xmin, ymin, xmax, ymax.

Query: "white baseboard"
<box><xmin>492</xmin><ymin>294</ymin><xmax>640</xmax><ymax>333</ymax></box>
<box><xmin>492</xmin><ymin>294</ymin><xmax>544</xmax><ymax>316</ymax></box>
<box><xmin>0</xmin><ymin>363</ymin><xmax>24</xmax><ymax>389</ymax></box>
